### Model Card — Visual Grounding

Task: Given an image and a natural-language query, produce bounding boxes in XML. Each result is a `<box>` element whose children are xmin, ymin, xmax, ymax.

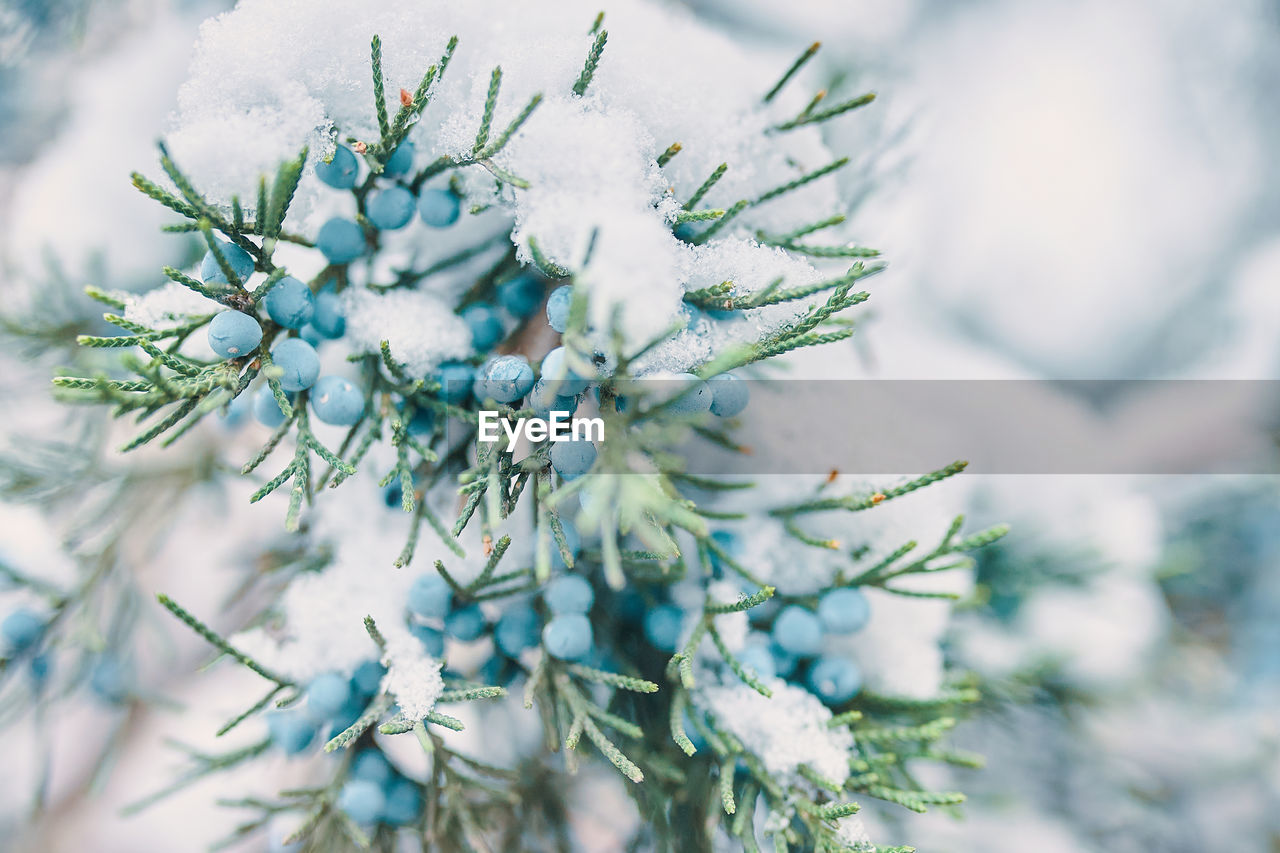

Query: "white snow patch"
<box><xmin>379</xmin><ymin>632</ymin><xmax>445</xmax><ymax>722</ymax></box>
<box><xmin>122</xmin><ymin>281</ymin><xmax>222</xmax><ymax>328</ymax></box>
<box><xmin>699</xmin><ymin>676</ymin><xmax>853</xmax><ymax>784</ymax></box>
<box><xmin>167</xmin><ymin>0</ymin><xmax>855</xmax><ymax>351</ymax></box>
<box><xmin>341</xmin><ymin>288</ymin><xmax>473</xmax><ymax>377</ymax></box>
<box><xmin>834</xmin><ymin>814</ymin><xmax>874</xmax><ymax>851</ymax></box>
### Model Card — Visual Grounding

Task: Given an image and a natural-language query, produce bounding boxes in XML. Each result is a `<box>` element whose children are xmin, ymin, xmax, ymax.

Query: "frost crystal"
<box><xmin>380</xmin><ymin>633</ymin><xmax>445</xmax><ymax>722</ymax></box>
<box><xmin>835</xmin><ymin>815</ymin><xmax>874</xmax><ymax>851</ymax></box>
<box><xmin>341</xmin><ymin>288</ymin><xmax>473</xmax><ymax>377</ymax></box>
<box><xmin>699</xmin><ymin>677</ymin><xmax>853</xmax><ymax>784</ymax></box>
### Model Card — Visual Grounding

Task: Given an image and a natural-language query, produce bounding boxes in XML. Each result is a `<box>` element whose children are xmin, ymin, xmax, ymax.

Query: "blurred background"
<box><xmin>2</xmin><ymin>0</ymin><xmax>1278</xmax><ymax>850</ymax></box>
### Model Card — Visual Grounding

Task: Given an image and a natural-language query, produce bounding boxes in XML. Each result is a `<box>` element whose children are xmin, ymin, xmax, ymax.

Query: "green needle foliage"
<box><xmin>19</xmin><ymin>30</ymin><xmax>1012</xmax><ymax>853</ymax></box>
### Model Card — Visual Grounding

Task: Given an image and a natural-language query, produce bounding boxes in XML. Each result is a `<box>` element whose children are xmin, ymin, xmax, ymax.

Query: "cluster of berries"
<box><xmin>208</xmin><ymin>137</ymin><xmax>751</xmax><ymax>495</ymax></box>
<box><xmin>401</xmin><ymin>522</ymin><xmax>595</xmax><ymax>672</ymax></box>
<box><xmin>312</xmin><ymin>142</ymin><xmax>462</xmax><ymax>265</ymax></box>
<box><xmin>201</xmin><ymin>236</ymin><xmax>362</xmax><ymax>428</ymax></box>
<box><xmin>265</xmin><ymin>661</ymin><xmax>386</xmax><ymax>758</ymax></box>
<box><xmin>265</xmin><ymin>663</ymin><xmax>421</xmax><ymax>829</ymax></box>
<box><xmin>742</xmin><ymin>587</ymin><xmax>871</xmax><ymax>705</ymax></box>
<box><xmin>634</xmin><ymin>534</ymin><xmax>872</xmax><ymax>706</ymax></box>
<box><xmin>335</xmin><ymin>748</ymin><xmax>423</xmax><ymax>828</ymax></box>
<box><xmin>463</xmin><ymin>281</ymin><xmax>750</xmax><ymax>481</ymax></box>
<box><xmin>207</xmin><ymin>142</ymin><xmax>464</xmax><ymax>431</ymax></box>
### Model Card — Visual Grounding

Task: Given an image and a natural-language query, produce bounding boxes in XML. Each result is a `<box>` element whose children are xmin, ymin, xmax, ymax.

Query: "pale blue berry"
<box><xmin>382</xmin><ymin>481</ymin><xmax>403</xmax><ymax>511</ymax></box>
<box><xmin>316</xmin><ymin>145</ymin><xmax>358</xmax><ymax>189</ymax></box>
<box><xmin>350</xmin><ymin>749</ymin><xmax>393</xmax><ymax>785</ymax></box>
<box><xmin>772</xmin><ymin>643</ymin><xmax>799</xmax><ymax>678</ymax></box>
<box><xmin>408</xmin><ymin>574</ymin><xmax>452</xmax><ymax>620</ymax></box>
<box><xmin>475</xmin><ymin>355</ymin><xmax>534</xmax><ymax>403</ymax></box>
<box><xmin>2</xmin><ymin>608</ymin><xmax>43</xmax><ymax>652</ymax></box>
<box><xmin>550</xmin><ymin>437</ymin><xmax>596</xmax><ymax>480</ymax></box>
<box><xmin>445</xmin><ymin>604</ymin><xmax>485</xmax><ymax>641</ymax></box>
<box><xmin>89</xmin><ymin>657</ymin><xmax>129</xmax><ymax>703</ymax></box>
<box><xmin>207</xmin><ymin>311</ymin><xmax>262</xmax><ymax>359</ymax></box>
<box><xmin>263</xmin><ymin>276</ymin><xmax>315</xmax><ymax>329</ymax></box>
<box><xmin>772</xmin><ymin>606</ymin><xmax>823</xmax><ymax>657</ymax></box>
<box><xmin>543</xmin><ymin>613</ymin><xmax>592</xmax><ymax>661</ymax></box>
<box><xmin>306</xmin><ymin>672</ymin><xmax>352</xmax><ymax>721</ymax></box>
<box><xmin>272</xmin><ymin>338</ymin><xmax>320</xmax><ymax>392</ymax></box>
<box><xmin>479</xmin><ymin>654</ymin><xmax>513</xmax><ymax>687</ymax></box>
<box><xmin>383</xmin><ymin>480</ymin><xmax>404</xmax><ymax>509</ymax></box>
<box><xmin>495</xmin><ymin>605</ymin><xmax>540</xmax><ymax>657</ymax></box>
<box><xmin>544</xmin><ymin>575</ymin><xmax>594</xmax><ymax>615</ymax></box>
<box><xmin>412</xmin><ymin>624</ymin><xmax>445</xmax><ymax>656</ymax></box>
<box><xmin>317</xmin><ymin>218</ymin><xmax>365</xmax><ymax>264</ymax></box>
<box><xmin>418</xmin><ymin>188</ymin><xmax>461</xmax><ymax>227</ymax></box>
<box><xmin>462</xmin><ymin>304</ymin><xmax>503</xmax><ymax>350</ymax></box>
<box><xmin>643</xmin><ymin>604</ymin><xmax>684</xmax><ymax>652</ymax></box>
<box><xmin>708</xmin><ymin>373</ymin><xmax>748</xmax><ymax>417</ymax></box>
<box><xmin>253</xmin><ymin>385</ymin><xmax>289</xmax><ymax>427</ymax></box>
<box><xmin>806</xmin><ymin>656</ymin><xmax>862</xmax><ymax>704</ymax></box>
<box><xmin>382</xmin><ymin>141</ymin><xmax>415</xmax><ymax>177</ymax></box>
<box><xmin>29</xmin><ymin>652</ymin><xmax>52</xmax><ymax>687</ymax></box>
<box><xmin>817</xmin><ymin>588</ymin><xmax>871</xmax><ymax>635</ymax></box>
<box><xmin>666</xmin><ymin>372</ymin><xmax>712</xmax><ymax>414</ymax></box>
<box><xmin>381</xmin><ymin>779</ymin><xmax>422</xmax><ymax>825</ymax></box>
<box><xmin>328</xmin><ymin>695</ymin><xmax>367</xmax><ymax>738</ymax></box>
<box><xmin>299</xmin><ymin>324</ymin><xmax>325</xmax><ymax>347</ymax></box>
<box><xmin>311</xmin><ymin>291</ymin><xmax>346</xmax><ymax>339</ymax></box>
<box><xmin>366</xmin><ymin>186</ymin><xmax>416</xmax><ymax>230</ymax></box>
<box><xmin>351</xmin><ymin>660</ymin><xmax>385</xmax><ymax>697</ymax></box>
<box><xmin>220</xmin><ymin>389</ymin><xmax>252</xmax><ymax>428</ymax></box>
<box><xmin>736</xmin><ymin>641</ymin><xmax>777</xmax><ymax>680</ymax></box>
<box><xmin>545</xmin><ymin>285</ymin><xmax>572</xmax><ymax>333</ymax></box>
<box><xmin>405</xmin><ymin>406</ymin><xmax>434</xmax><ymax>437</ymax></box>
<box><xmin>437</xmin><ymin>362</ymin><xmax>475</xmax><ymax>403</ymax></box>
<box><xmin>311</xmin><ymin>376</ymin><xmax>363</xmax><ymax>426</ymax></box>
<box><xmin>540</xmin><ymin>346</ymin><xmax>589</xmax><ymax>395</ymax></box>
<box><xmin>201</xmin><ymin>239</ymin><xmax>255</xmax><ymax>285</ymax></box>
<box><xmin>497</xmin><ymin>273</ymin><xmax>543</xmax><ymax>318</ymax></box>
<box><xmin>338</xmin><ymin>779</ymin><xmax>385</xmax><ymax>824</ymax></box>
<box><xmin>267</xmin><ymin>710</ymin><xmax>316</xmax><ymax>755</ymax></box>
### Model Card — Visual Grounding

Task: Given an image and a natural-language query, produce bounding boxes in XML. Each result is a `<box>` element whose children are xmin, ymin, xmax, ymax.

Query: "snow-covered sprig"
<box><xmin>643</xmin><ymin>467</ymin><xmax>1003</xmax><ymax>853</ymax></box>
<box><xmin>39</xmin><ymin>20</ymin><xmax>999</xmax><ymax>852</ymax></box>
